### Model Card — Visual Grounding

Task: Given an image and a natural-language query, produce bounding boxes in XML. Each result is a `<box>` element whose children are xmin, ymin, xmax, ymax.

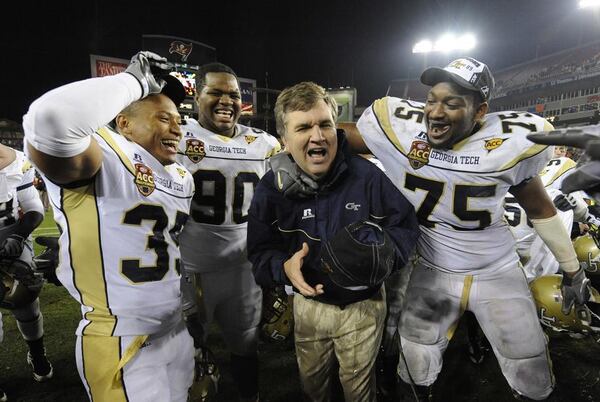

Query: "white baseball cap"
<box><xmin>420</xmin><ymin>57</ymin><xmax>495</xmax><ymax>101</ymax></box>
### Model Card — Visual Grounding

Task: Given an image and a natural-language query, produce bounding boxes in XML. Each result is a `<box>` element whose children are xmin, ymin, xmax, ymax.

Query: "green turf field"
<box><xmin>31</xmin><ymin>209</ymin><xmax>60</xmax><ymax>245</ymax></box>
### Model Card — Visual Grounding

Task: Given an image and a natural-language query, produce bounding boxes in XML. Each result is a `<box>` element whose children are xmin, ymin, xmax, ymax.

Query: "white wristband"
<box><xmin>530</xmin><ymin>213</ymin><xmax>579</xmax><ymax>273</ymax></box>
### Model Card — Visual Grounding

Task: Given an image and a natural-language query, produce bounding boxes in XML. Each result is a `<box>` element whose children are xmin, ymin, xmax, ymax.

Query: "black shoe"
<box><xmin>27</xmin><ymin>351</ymin><xmax>53</xmax><ymax>382</ymax></box>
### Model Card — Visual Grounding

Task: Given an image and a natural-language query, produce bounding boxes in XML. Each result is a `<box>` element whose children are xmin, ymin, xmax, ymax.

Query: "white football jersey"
<box><xmin>177</xmin><ymin>120</ymin><xmax>280</xmax><ymax>272</ymax></box>
<box><xmin>42</xmin><ymin>127</ymin><xmax>194</xmax><ymax>337</ymax></box>
<box><xmin>0</xmin><ymin>151</ymin><xmax>38</xmax><ymax>242</ymax></box>
<box><xmin>357</xmin><ymin>97</ymin><xmax>553</xmax><ymax>274</ymax></box>
<box><xmin>504</xmin><ymin>188</ymin><xmax>573</xmax><ymax>280</ymax></box>
<box><xmin>539</xmin><ymin>156</ymin><xmax>576</xmax><ymax>190</ymax></box>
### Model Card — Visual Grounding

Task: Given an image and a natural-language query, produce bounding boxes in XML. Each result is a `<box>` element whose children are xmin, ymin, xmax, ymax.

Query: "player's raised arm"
<box><xmin>23</xmin><ymin>51</ymin><xmax>169</xmax><ymax>185</ymax></box>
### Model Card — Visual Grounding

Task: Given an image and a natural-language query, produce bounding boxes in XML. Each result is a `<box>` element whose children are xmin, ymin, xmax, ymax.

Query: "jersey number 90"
<box><xmin>191</xmin><ymin>170</ymin><xmax>259</xmax><ymax>225</ymax></box>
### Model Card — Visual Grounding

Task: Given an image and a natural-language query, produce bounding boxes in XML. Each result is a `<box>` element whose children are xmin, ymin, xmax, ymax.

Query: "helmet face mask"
<box><xmin>529</xmin><ymin>274</ymin><xmax>600</xmax><ymax>335</ymax></box>
<box><xmin>188</xmin><ymin>347</ymin><xmax>220</xmax><ymax>402</ymax></box>
<box><xmin>0</xmin><ymin>259</ymin><xmax>43</xmax><ymax>309</ymax></box>
<box><xmin>574</xmin><ymin>233</ymin><xmax>600</xmax><ymax>287</ymax></box>
<box><xmin>260</xmin><ymin>286</ymin><xmax>294</xmax><ymax>342</ymax></box>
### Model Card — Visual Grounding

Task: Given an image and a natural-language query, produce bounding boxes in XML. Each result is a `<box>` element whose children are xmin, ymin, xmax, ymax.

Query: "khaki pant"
<box><xmin>293</xmin><ymin>288</ymin><xmax>386</xmax><ymax>402</ymax></box>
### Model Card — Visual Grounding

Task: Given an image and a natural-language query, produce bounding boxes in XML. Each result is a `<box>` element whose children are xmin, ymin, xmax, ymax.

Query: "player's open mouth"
<box><xmin>161</xmin><ymin>139</ymin><xmax>178</xmax><ymax>153</ymax></box>
<box><xmin>307</xmin><ymin>147</ymin><xmax>327</xmax><ymax>162</ymax></box>
<box><xmin>428</xmin><ymin>122</ymin><xmax>451</xmax><ymax>138</ymax></box>
<box><xmin>214</xmin><ymin>109</ymin><xmax>234</xmax><ymax>121</ymax></box>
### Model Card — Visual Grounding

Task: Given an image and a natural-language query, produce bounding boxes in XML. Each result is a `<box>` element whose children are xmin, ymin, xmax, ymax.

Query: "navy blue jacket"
<box><xmin>247</xmin><ymin>134</ymin><xmax>419</xmax><ymax>307</ymax></box>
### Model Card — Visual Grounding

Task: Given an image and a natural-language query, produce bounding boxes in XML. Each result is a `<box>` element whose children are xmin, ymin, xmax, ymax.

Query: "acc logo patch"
<box><xmin>134</xmin><ymin>163</ymin><xmax>155</xmax><ymax>196</ymax></box>
<box><xmin>484</xmin><ymin>138</ymin><xmax>507</xmax><ymax>152</ymax></box>
<box><xmin>244</xmin><ymin>135</ymin><xmax>257</xmax><ymax>144</ymax></box>
<box><xmin>407</xmin><ymin>141</ymin><xmax>431</xmax><ymax>169</ymax></box>
<box><xmin>185</xmin><ymin>139</ymin><xmax>206</xmax><ymax>163</ymax></box>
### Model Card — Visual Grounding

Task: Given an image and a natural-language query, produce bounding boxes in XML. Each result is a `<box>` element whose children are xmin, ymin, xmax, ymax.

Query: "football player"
<box><xmin>23</xmin><ymin>51</ymin><xmax>195</xmax><ymax>402</ymax></box>
<box><xmin>177</xmin><ymin>62</ymin><xmax>280</xmax><ymax>402</ymax></box>
<box><xmin>539</xmin><ymin>152</ymin><xmax>577</xmax><ymax>190</ymax></box>
<box><xmin>0</xmin><ymin>143</ymin><xmax>50</xmax><ymax>401</ymax></box>
<box><xmin>340</xmin><ymin>57</ymin><xmax>590</xmax><ymax>400</ymax></box>
<box><xmin>505</xmin><ymin>157</ymin><xmax>600</xmax><ymax>281</ymax></box>
<box><xmin>468</xmin><ymin>146</ymin><xmax>599</xmax><ymax>366</ymax></box>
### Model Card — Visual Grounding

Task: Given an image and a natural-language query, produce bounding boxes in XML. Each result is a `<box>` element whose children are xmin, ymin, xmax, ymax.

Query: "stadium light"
<box><xmin>413</xmin><ymin>40</ymin><xmax>433</xmax><ymax>54</ymax></box>
<box><xmin>412</xmin><ymin>33</ymin><xmax>477</xmax><ymax>54</ymax></box>
<box><xmin>579</xmin><ymin>0</ymin><xmax>600</xmax><ymax>8</ymax></box>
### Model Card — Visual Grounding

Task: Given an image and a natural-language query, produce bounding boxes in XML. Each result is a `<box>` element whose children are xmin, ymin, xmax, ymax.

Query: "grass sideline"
<box><xmin>1</xmin><ymin>210</ymin><xmax>84</xmax><ymax>401</ymax></box>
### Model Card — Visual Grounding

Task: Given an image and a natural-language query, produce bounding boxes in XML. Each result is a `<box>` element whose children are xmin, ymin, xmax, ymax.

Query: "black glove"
<box><xmin>0</xmin><ymin>234</ymin><xmax>25</xmax><ymax>258</ymax></box>
<box><xmin>527</xmin><ymin>126</ymin><xmax>600</xmax><ymax>198</ymax></box>
<box><xmin>269</xmin><ymin>152</ymin><xmax>318</xmax><ymax>199</ymax></box>
<box><xmin>184</xmin><ymin>311</ymin><xmax>206</xmax><ymax>349</ymax></box>
<box><xmin>561</xmin><ymin>267</ymin><xmax>591</xmax><ymax>315</ymax></box>
<box><xmin>125</xmin><ymin>51</ymin><xmax>172</xmax><ymax>98</ymax></box>
<box><xmin>33</xmin><ymin>236</ymin><xmax>61</xmax><ymax>286</ymax></box>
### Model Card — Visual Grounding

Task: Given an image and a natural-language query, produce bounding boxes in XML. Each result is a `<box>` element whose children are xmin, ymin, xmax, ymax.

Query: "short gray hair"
<box><xmin>274</xmin><ymin>82</ymin><xmax>337</xmax><ymax>137</ymax></box>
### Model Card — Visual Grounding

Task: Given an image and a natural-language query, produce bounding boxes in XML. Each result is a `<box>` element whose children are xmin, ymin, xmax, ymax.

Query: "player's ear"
<box><xmin>475</xmin><ymin>102</ymin><xmax>488</xmax><ymax>121</ymax></box>
<box><xmin>115</xmin><ymin>114</ymin><xmax>131</xmax><ymax>135</ymax></box>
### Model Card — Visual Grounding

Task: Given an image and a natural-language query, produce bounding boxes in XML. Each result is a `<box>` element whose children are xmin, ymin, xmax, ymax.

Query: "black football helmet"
<box><xmin>260</xmin><ymin>286</ymin><xmax>293</xmax><ymax>342</ymax></box>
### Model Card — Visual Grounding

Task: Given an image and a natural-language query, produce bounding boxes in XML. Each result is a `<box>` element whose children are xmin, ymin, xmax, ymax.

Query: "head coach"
<box><xmin>247</xmin><ymin>81</ymin><xmax>419</xmax><ymax>401</ymax></box>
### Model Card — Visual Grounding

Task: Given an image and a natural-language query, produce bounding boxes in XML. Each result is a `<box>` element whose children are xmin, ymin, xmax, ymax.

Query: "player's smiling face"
<box><xmin>196</xmin><ymin>72</ymin><xmax>242</xmax><ymax>137</ymax></box>
<box><xmin>282</xmin><ymin>99</ymin><xmax>338</xmax><ymax>179</ymax></box>
<box><xmin>424</xmin><ymin>82</ymin><xmax>486</xmax><ymax>149</ymax></box>
<box><xmin>118</xmin><ymin>94</ymin><xmax>182</xmax><ymax>165</ymax></box>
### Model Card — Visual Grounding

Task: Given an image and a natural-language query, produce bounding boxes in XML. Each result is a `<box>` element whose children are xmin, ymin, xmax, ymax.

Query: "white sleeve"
<box><xmin>23</xmin><ymin>73</ymin><xmax>142</xmax><ymax>158</ymax></box>
<box><xmin>530</xmin><ymin>214</ymin><xmax>579</xmax><ymax>273</ymax></box>
<box><xmin>17</xmin><ymin>183</ymin><xmax>44</xmax><ymax>215</ymax></box>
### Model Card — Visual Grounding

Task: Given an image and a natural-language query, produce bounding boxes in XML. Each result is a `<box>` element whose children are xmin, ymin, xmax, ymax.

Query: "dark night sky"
<box><xmin>2</xmin><ymin>0</ymin><xmax>600</xmax><ymax>123</ymax></box>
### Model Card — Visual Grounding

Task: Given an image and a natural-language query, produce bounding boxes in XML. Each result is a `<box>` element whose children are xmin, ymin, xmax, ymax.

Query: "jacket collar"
<box><xmin>317</xmin><ymin>130</ymin><xmax>350</xmax><ymax>192</ymax></box>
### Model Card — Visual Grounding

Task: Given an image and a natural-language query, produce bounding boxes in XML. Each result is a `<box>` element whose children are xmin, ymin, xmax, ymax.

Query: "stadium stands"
<box><xmin>386</xmin><ymin>39</ymin><xmax>600</xmax><ymax>128</ymax></box>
